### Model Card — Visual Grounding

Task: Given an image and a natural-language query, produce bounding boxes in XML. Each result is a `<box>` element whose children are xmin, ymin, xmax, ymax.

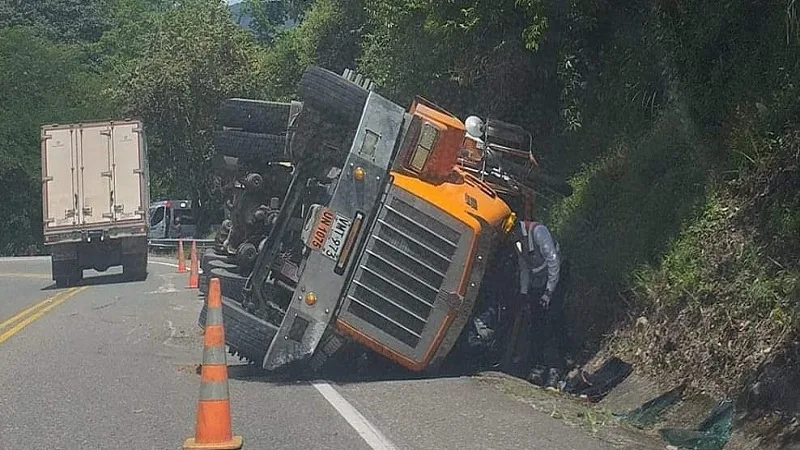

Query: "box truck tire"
<box><xmin>122</xmin><ymin>257</ymin><xmax>147</xmax><ymax>281</ymax></box>
<box><xmin>52</xmin><ymin>258</ymin><xmax>82</xmax><ymax>288</ymax></box>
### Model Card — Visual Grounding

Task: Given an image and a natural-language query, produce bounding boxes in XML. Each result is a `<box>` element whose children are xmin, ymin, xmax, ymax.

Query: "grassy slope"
<box><xmin>543</xmin><ymin>1</ymin><xmax>800</xmax><ymax>412</ymax></box>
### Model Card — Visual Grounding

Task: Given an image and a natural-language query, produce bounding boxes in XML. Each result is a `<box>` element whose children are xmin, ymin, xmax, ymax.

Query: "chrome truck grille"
<box><xmin>345</xmin><ymin>189</ymin><xmax>462</xmax><ymax>348</ymax></box>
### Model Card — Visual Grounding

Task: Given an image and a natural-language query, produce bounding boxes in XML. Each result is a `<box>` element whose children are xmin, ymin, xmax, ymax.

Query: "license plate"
<box><xmin>305</xmin><ymin>207</ymin><xmax>353</xmax><ymax>261</ymax></box>
<box><xmin>321</xmin><ymin>214</ymin><xmax>352</xmax><ymax>261</ymax></box>
<box><xmin>306</xmin><ymin>207</ymin><xmax>335</xmax><ymax>251</ymax></box>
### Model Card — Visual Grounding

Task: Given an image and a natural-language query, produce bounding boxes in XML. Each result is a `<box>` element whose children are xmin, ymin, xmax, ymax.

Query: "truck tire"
<box><xmin>308</xmin><ymin>330</ymin><xmax>347</xmax><ymax>373</ymax></box>
<box><xmin>200</xmin><ymin>249</ymin><xmax>235</xmax><ymax>294</ymax></box>
<box><xmin>219</xmin><ymin>99</ymin><xmax>292</xmax><ymax>134</ymax></box>
<box><xmin>55</xmin><ymin>275</ymin><xmax>80</xmax><ymax>289</ymax></box>
<box><xmin>235</xmin><ymin>242</ymin><xmax>258</xmax><ymax>275</ymax></box>
<box><xmin>53</xmin><ymin>259</ymin><xmax>82</xmax><ymax>288</ymax></box>
<box><xmin>198</xmin><ymin>295</ymin><xmax>278</xmax><ymax>365</ymax></box>
<box><xmin>298</xmin><ymin>66</ymin><xmax>368</xmax><ymax>125</ymax></box>
<box><xmin>201</xmin><ymin>259</ymin><xmax>240</xmax><ymax>295</ymax></box>
<box><xmin>209</xmin><ymin>267</ymin><xmax>247</xmax><ymax>304</ymax></box>
<box><xmin>209</xmin><ymin>258</ymin><xmax>238</xmax><ymax>272</ymax></box>
<box><xmin>201</xmin><ymin>248</ymin><xmax>232</xmax><ymax>272</ymax></box>
<box><xmin>122</xmin><ymin>254</ymin><xmax>148</xmax><ymax>281</ymax></box>
<box><xmin>214</xmin><ymin>130</ymin><xmax>287</xmax><ymax>163</ymax></box>
<box><xmin>243</xmin><ymin>173</ymin><xmax>263</xmax><ymax>191</ymax></box>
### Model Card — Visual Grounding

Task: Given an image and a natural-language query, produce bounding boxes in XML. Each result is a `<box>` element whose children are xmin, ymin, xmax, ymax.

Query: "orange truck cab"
<box><xmin>330</xmin><ymin>97</ymin><xmax>514</xmax><ymax>371</ymax></box>
<box><xmin>201</xmin><ymin>67</ymin><xmax>520</xmax><ymax>374</ymax></box>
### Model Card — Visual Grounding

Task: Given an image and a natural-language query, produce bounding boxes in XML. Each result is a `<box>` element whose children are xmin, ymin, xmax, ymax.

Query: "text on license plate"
<box><xmin>322</xmin><ymin>214</ymin><xmax>352</xmax><ymax>261</ymax></box>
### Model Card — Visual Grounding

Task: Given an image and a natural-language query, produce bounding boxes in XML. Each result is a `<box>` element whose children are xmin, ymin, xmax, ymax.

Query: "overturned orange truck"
<box><xmin>200</xmin><ymin>66</ymin><xmax>571</xmax><ymax>373</ymax></box>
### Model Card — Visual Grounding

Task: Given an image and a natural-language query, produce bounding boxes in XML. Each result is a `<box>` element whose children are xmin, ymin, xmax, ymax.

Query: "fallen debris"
<box><xmin>617</xmin><ymin>384</ymin><xmax>687</xmax><ymax>429</ymax></box>
<box><xmin>562</xmin><ymin>357</ymin><xmax>634</xmax><ymax>402</ymax></box>
<box><xmin>658</xmin><ymin>400</ymin><xmax>734</xmax><ymax>450</ymax></box>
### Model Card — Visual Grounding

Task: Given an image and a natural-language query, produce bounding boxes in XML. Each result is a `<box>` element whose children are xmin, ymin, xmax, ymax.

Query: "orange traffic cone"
<box><xmin>188</xmin><ymin>241</ymin><xmax>199</xmax><ymax>289</ymax></box>
<box><xmin>177</xmin><ymin>239</ymin><xmax>186</xmax><ymax>273</ymax></box>
<box><xmin>183</xmin><ymin>278</ymin><xmax>243</xmax><ymax>450</ymax></box>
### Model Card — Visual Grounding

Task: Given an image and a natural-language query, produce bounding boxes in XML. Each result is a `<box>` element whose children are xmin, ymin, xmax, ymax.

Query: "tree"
<box><xmin>358</xmin><ymin>0</ymin><xmax>552</xmax><ymax>132</ymax></box>
<box><xmin>111</xmin><ymin>0</ymin><xmax>270</xmax><ymax>230</ymax></box>
<box><xmin>0</xmin><ymin>0</ymin><xmax>112</xmax><ymax>43</ymax></box>
<box><xmin>242</xmin><ymin>0</ymin><xmax>313</xmax><ymax>43</ymax></box>
<box><xmin>0</xmin><ymin>26</ymin><xmax>113</xmax><ymax>255</ymax></box>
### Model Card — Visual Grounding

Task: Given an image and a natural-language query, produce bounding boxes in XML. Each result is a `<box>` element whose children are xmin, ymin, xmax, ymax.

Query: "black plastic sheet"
<box><xmin>563</xmin><ymin>357</ymin><xmax>634</xmax><ymax>402</ymax></box>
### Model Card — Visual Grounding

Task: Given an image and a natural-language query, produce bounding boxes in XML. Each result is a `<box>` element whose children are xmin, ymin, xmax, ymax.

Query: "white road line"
<box><xmin>148</xmin><ymin>261</ymin><xmax>178</xmax><ymax>269</ymax></box>
<box><xmin>148</xmin><ymin>260</ymin><xmax>204</xmax><ymax>274</ymax></box>
<box><xmin>312</xmin><ymin>382</ymin><xmax>398</xmax><ymax>450</ymax></box>
<box><xmin>0</xmin><ymin>256</ymin><xmax>50</xmax><ymax>262</ymax></box>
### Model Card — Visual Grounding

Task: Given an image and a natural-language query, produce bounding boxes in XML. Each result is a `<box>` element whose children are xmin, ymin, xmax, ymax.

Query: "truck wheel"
<box><xmin>208</xmin><ymin>267</ymin><xmax>247</xmax><ymax>304</ymax></box>
<box><xmin>122</xmin><ymin>254</ymin><xmax>148</xmax><ymax>281</ymax></box>
<box><xmin>243</xmin><ymin>173</ymin><xmax>263</xmax><ymax>191</ymax></box>
<box><xmin>308</xmin><ymin>330</ymin><xmax>347</xmax><ymax>373</ymax></box>
<box><xmin>214</xmin><ymin>130</ymin><xmax>287</xmax><ymax>163</ymax></box>
<box><xmin>235</xmin><ymin>243</ymin><xmax>258</xmax><ymax>275</ymax></box>
<box><xmin>197</xmin><ymin>295</ymin><xmax>278</xmax><ymax>366</ymax></box>
<box><xmin>219</xmin><ymin>99</ymin><xmax>292</xmax><ymax>134</ymax></box>
<box><xmin>200</xmin><ymin>249</ymin><xmax>234</xmax><ymax>294</ymax></box>
<box><xmin>201</xmin><ymin>248</ymin><xmax>233</xmax><ymax>272</ymax></box>
<box><xmin>298</xmin><ymin>66</ymin><xmax>369</xmax><ymax>125</ymax></box>
<box><xmin>53</xmin><ymin>259</ymin><xmax>81</xmax><ymax>288</ymax></box>
<box><xmin>209</xmin><ymin>258</ymin><xmax>238</xmax><ymax>272</ymax></box>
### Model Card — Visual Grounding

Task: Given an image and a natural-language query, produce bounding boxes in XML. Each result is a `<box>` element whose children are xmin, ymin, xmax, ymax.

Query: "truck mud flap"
<box><xmin>198</xmin><ymin>296</ymin><xmax>279</xmax><ymax>365</ymax></box>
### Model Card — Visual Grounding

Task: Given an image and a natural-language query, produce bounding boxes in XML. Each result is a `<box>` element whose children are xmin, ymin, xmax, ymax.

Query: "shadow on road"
<box><xmin>40</xmin><ymin>272</ymin><xmax>149</xmax><ymax>291</ymax></box>
<box><xmin>221</xmin><ymin>348</ymin><xmax>494</xmax><ymax>388</ymax></box>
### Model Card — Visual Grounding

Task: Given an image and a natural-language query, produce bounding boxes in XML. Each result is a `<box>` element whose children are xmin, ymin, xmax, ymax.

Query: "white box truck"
<box><xmin>40</xmin><ymin>119</ymin><xmax>150</xmax><ymax>287</ymax></box>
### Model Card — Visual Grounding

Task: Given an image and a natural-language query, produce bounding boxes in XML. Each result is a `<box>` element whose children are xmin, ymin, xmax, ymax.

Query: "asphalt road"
<box><xmin>0</xmin><ymin>256</ymin><xmax>660</xmax><ymax>450</ymax></box>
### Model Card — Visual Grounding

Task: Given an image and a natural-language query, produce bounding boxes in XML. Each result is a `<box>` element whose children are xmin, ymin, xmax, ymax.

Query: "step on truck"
<box><xmin>41</xmin><ymin>120</ymin><xmax>150</xmax><ymax>287</ymax></box>
<box><xmin>200</xmin><ymin>66</ymin><xmax>572</xmax><ymax>373</ymax></box>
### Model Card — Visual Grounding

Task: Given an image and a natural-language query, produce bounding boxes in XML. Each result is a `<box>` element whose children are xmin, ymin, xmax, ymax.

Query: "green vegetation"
<box><xmin>1</xmin><ymin>0</ymin><xmax>798</xmax><ymax>412</ymax></box>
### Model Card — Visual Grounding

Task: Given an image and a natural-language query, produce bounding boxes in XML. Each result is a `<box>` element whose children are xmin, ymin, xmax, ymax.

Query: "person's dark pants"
<box><xmin>527</xmin><ymin>262</ymin><xmax>570</xmax><ymax>372</ymax></box>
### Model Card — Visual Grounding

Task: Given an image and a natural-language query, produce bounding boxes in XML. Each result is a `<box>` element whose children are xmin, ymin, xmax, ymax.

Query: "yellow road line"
<box><xmin>0</xmin><ymin>287</ymin><xmax>88</xmax><ymax>345</ymax></box>
<box><xmin>0</xmin><ymin>292</ymin><xmax>68</xmax><ymax>332</ymax></box>
<box><xmin>0</xmin><ymin>273</ymin><xmax>51</xmax><ymax>279</ymax></box>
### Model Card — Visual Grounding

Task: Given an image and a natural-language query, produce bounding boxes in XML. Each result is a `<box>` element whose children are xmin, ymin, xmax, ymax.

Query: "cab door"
<box><xmin>148</xmin><ymin>206</ymin><xmax>167</xmax><ymax>238</ymax></box>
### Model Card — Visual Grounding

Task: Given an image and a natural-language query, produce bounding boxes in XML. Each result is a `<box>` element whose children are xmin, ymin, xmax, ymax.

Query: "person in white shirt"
<box><xmin>510</xmin><ymin>218</ymin><xmax>568</xmax><ymax>387</ymax></box>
